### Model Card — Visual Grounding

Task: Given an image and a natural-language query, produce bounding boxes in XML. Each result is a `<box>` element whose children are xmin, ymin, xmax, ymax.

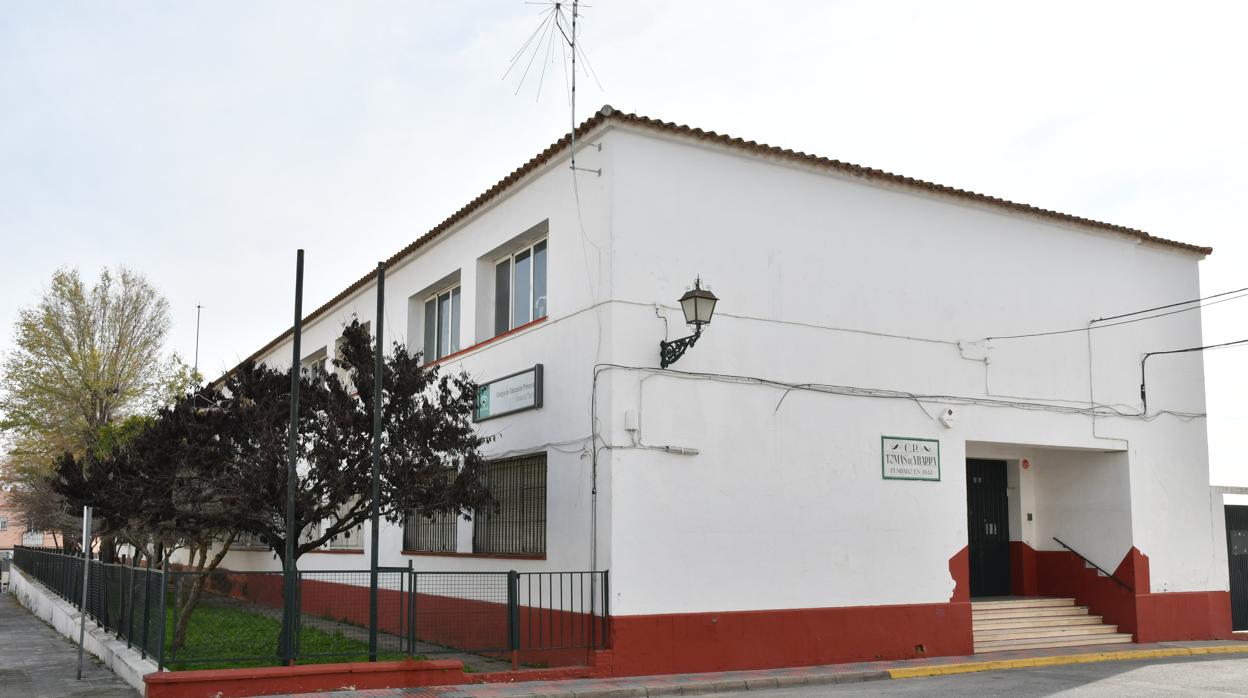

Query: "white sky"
<box><xmin>1</xmin><ymin>1</ymin><xmax>1245</xmax><ymax>485</ymax></box>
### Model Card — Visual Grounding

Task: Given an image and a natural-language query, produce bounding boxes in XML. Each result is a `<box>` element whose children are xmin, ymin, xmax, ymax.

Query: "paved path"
<box><xmin>0</xmin><ymin>591</ymin><xmax>137</xmax><ymax>698</ymax></box>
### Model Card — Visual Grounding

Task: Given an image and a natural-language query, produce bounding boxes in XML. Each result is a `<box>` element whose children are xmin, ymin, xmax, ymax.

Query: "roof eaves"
<box><xmin>213</xmin><ymin>104</ymin><xmax>1211</xmax><ymax>387</ymax></box>
<box><xmin>603</xmin><ymin>108</ymin><xmax>1212</xmax><ymax>257</ymax></box>
<box><xmin>211</xmin><ymin>109</ymin><xmax>615</xmax><ymax>388</ymax></box>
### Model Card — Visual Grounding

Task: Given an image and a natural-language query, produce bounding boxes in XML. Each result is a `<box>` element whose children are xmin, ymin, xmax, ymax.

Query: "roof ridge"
<box><xmin>603</xmin><ymin>107</ymin><xmax>1210</xmax><ymax>256</ymax></box>
<box><xmin>214</xmin><ymin>104</ymin><xmax>1210</xmax><ymax>386</ymax></box>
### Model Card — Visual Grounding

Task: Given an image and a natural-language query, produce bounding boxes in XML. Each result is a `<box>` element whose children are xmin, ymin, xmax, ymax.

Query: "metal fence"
<box><xmin>13</xmin><ymin>546</ymin><xmax>165</xmax><ymax>664</ymax></box>
<box><xmin>13</xmin><ymin>546</ymin><xmax>608</xmax><ymax>671</ymax></box>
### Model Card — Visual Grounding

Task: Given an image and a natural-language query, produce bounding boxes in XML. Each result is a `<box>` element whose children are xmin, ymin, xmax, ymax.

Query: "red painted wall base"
<box><xmin>607</xmin><ymin>601</ymin><xmax>973</xmax><ymax>676</ymax></box>
<box><xmin>1137</xmin><ymin>591</ymin><xmax>1235</xmax><ymax>642</ymax></box>
<box><xmin>1016</xmin><ymin>541</ymin><xmax>1234</xmax><ymax>643</ymax></box>
<box><xmin>145</xmin><ymin>659</ymin><xmax>466</xmax><ymax>698</ymax></box>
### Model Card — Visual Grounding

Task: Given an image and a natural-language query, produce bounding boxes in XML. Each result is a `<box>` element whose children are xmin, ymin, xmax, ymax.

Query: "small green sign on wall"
<box><xmin>881</xmin><ymin>436</ymin><xmax>941</xmax><ymax>481</ymax></box>
<box><xmin>474</xmin><ymin>364</ymin><xmax>543</xmax><ymax>422</ymax></box>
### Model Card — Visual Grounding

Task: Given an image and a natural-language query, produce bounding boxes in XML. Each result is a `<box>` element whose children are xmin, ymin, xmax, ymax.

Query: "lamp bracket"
<box><xmin>659</xmin><ymin>327</ymin><xmax>702</xmax><ymax>369</ymax></box>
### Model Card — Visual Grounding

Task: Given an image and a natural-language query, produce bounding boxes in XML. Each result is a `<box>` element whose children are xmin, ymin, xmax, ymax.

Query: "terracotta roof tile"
<box><xmin>214</xmin><ymin>105</ymin><xmax>1211</xmax><ymax>385</ymax></box>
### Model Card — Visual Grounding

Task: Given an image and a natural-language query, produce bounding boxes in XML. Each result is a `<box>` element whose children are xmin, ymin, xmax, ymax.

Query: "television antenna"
<box><xmin>505</xmin><ymin>1</ymin><xmax>604</xmax><ymax>175</ymax></box>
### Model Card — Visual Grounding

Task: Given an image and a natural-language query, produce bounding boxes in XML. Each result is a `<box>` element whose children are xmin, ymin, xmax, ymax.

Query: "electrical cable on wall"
<box><xmin>507</xmin><ymin>0</ymin><xmax>608</xmax><ymax>591</ymax></box>
<box><xmin>1095</xmin><ymin>285</ymin><xmax>1248</xmax><ymax>322</ymax></box>
<box><xmin>986</xmin><ymin>286</ymin><xmax>1248</xmax><ymax>341</ymax></box>
<box><xmin>1140</xmin><ymin>338</ymin><xmax>1248</xmax><ymax>412</ymax></box>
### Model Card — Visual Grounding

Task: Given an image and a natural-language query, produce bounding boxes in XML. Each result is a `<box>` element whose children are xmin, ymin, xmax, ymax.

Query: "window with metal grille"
<box><xmin>403</xmin><ymin>510</ymin><xmax>458</xmax><ymax>552</ymax></box>
<box><xmin>473</xmin><ymin>453</ymin><xmax>547</xmax><ymax>555</ymax></box>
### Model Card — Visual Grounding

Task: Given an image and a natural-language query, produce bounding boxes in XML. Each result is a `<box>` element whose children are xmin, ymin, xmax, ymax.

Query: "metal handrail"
<box><xmin>1052</xmin><ymin>537</ymin><xmax>1133</xmax><ymax>591</ymax></box>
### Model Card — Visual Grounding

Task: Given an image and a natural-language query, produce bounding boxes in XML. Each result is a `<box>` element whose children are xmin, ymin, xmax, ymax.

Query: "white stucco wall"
<box><xmin>206</xmin><ymin>121</ymin><xmax>1220</xmax><ymax>621</ymax></box>
<box><xmin>601</xmin><ymin>126</ymin><xmax>1216</xmax><ymax>615</ymax></box>
<box><xmin>210</xmin><ymin>123</ymin><xmax>618</xmax><ymax>577</ymax></box>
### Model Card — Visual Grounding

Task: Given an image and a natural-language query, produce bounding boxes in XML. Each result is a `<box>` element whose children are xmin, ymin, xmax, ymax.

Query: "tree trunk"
<box><xmin>170</xmin><ymin>537</ymin><xmax>235</xmax><ymax>653</ymax></box>
<box><xmin>100</xmin><ymin>536</ymin><xmax>117</xmax><ymax>564</ymax></box>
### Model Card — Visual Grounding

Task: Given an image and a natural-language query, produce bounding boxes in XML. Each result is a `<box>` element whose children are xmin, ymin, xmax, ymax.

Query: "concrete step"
<box><xmin>974</xmin><ymin>615</ymin><xmax>1104</xmax><ymax>631</ymax></box>
<box><xmin>970</xmin><ymin>597</ymin><xmax>1076</xmax><ymax>611</ymax></box>
<box><xmin>972</xmin><ymin>605</ymin><xmax>1089</xmax><ymax>620</ymax></box>
<box><xmin>974</xmin><ymin>624</ymin><xmax>1120</xmax><ymax>641</ymax></box>
<box><xmin>974</xmin><ymin>633</ymin><xmax>1135</xmax><ymax>653</ymax></box>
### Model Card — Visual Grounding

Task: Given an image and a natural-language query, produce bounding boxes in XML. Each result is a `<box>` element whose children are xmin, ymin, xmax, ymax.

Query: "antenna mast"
<box><xmin>564</xmin><ymin>1</ymin><xmax>600</xmax><ymax>175</ymax></box>
<box><xmin>506</xmin><ymin>2</ymin><xmax>600</xmax><ymax>174</ymax></box>
<box><xmin>194</xmin><ymin>304</ymin><xmax>202</xmax><ymax>374</ymax></box>
<box><xmin>569</xmin><ymin>0</ymin><xmax>579</xmax><ymax>172</ymax></box>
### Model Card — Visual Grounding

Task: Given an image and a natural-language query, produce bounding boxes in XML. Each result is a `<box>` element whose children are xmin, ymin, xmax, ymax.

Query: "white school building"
<box><xmin>211</xmin><ymin>105</ymin><xmax>1242</xmax><ymax>675</ymax></box>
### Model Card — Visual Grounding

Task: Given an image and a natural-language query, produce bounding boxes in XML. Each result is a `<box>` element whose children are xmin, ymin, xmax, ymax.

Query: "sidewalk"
<box><xmin>269</xmin><ymin>639</ymin><xmax>1248</xmax><ymax>698</ymax></box>
<box><xmin>0</xmin><ymin>591</ymin><xmax>138</xmax><ymax>698</ymax></box>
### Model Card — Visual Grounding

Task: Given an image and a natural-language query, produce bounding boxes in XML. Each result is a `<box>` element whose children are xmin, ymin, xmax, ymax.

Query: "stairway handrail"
<box><xmin>1052</xmin><ymin>537</ymin><xmax>1134</xmax><ymax>592</ymax></box>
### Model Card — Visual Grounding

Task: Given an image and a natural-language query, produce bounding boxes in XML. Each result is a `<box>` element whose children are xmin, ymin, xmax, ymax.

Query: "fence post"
<box><xmin>76</xmin><ymin>506</ymin><xmax>92</xmax><ymax>682</ymax></box>
<box><xmin>157</xmin><ymin>566</ymin><xmax>168</xmax><ymax>671</ymax></box>
<box><xmin>508</xmin><ymin>570</ymin><xmax>520</xmax><ymax>670</ymax></box>
<box><xmin>293</xmin><ymin>570</ymin><xmax>304</xmax><ymax>661</ymax></box>
<box><xmin>408</xmin><ymin>563</ymin><xmax>416</xmax><ymax>656</ymax></box>
<box><xmin>125</xmin><ymin>565</ymin><xmax>135</xmax><ymax>648</ymax></box>
<box><xmin>601</xmin><ymin>570</ymin><xmax>609</xmax><ymax>649</ymax></box>
<box><xmin>140</xmin><ymin>565</ymin><xmax>152</xmax><ymax>661</ymax></box>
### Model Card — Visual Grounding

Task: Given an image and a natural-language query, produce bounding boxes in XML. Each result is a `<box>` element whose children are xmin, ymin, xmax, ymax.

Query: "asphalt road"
<box><xmin>709</xmin><ymin>654</ymin><xmax>1248</xmax><ymax>697</ymax></box>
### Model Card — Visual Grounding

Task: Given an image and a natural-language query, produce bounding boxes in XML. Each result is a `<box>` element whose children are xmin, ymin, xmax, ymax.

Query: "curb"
<box><xmin>488</xmin><ymin>645</ymin><xmax>1248</xmax><ymax>698</ymax></box>
<box><xmin>521</xmin><ymin>670</ymin><xmax>894</xmax><ymax>698</ymax></box>
<box><xmin>886</xmin><ymin>644</ymin><xmax>1248</xmax><ymax>679</ymax></box>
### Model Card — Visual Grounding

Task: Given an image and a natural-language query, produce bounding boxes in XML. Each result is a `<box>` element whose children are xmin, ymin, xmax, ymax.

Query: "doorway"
<box><xmin>1227</xmin><ymin>505</ymin><xmax>1248</xmax><ymax>632</ymax></box>
<box><xmin>967</xmin><ymin>459</ymin><xmax>1011</xmax><ymax>597</ymax></box>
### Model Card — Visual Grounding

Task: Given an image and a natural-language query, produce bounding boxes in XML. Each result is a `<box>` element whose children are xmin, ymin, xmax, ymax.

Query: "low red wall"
<box><xmin>1035</xmin><ymin>546</ymin><xmax>1140</xmax><ymax>635</ymax></box>
<box><xmin>146</xmin><ymin>658</ymin><xmax>465</xmax><ymax>698</ymax></box>
<box><xmin>1009</xmin><ymin>541</ymin><xmax>1039</xmax><ymax>596</ymax></box>
<box><xmin>1137</xmin><ymin>591</ymin><xmax>1234</xmax><ymax>642</ymax></box>
<box><xmin>607</xmin><ymin>601</ymin><xmax>973</xmax><ymax>676</ymax></box>
<box><xmin>1028</xmin><ymin>543</ymin><xmax>1233</xmax><ymax>642</ymax></box>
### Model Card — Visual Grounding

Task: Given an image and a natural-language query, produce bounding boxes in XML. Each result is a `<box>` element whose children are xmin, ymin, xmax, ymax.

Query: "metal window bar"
<box><xmin>403</xmin><ymin>510</ymin><xmax>457</xmax><ymax>552</ymax></box>
<box><xmin>473</xmin><ymin>453</ymin><xmax>547</xmax><ymax>555</ymax></box>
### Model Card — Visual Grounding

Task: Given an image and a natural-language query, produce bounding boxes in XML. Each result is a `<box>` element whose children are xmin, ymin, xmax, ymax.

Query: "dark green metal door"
<box><xmin>1227</xmin><ymin>505</ymin><xmax>1248</xmax><ymax>631</ymax></box>
<box><xmin>967</xmin><ymin>459</ymin><xmax>1011</xmax><ymax>597</ymax></box>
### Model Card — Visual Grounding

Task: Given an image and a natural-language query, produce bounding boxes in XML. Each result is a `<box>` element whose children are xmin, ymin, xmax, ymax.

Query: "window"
<box><xmin>423</xmin><ymin>286</ymin><xmax>461</xmax><ymax>362</ymax></box>
<box><xmin>403</xmin><ymin>510</ymin><xmax>458</xmax><ymax>552</ymax></box>
<box><xmin>494</xmin><ymin>240</ymin><xmax>547</xmax><ymax>336</ymax></box>
<box><xmin>0</xmin><ymin>517</ymin><xmax>7</xmax><ymax>531</ymax></box>
<box><xmin>473</xmin><ymin>453</ymin><xmax>547</xmax><ymax>555</ymax></box>
<box><xmin>324</xmin><ymin>526</ymin><xmax>363</xmax><ymax>550</ymax></box>
<box><xmin>232</xmin><ymin>532</ymin><xmax>268</xmax><ymax>550</ymax></box>
<box><xmin>301</xmin><ymin>348</ymin><xmax>328</xmax><ymax>385</ymax></box>
<box><xmin>303</xmin><ymin>500</ymin><xmax>364</xmax><ymax>550</ymax></box>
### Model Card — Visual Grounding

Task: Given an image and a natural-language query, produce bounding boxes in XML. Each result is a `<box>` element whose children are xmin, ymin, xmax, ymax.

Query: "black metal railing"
<box><xmin>13</xmin><ymin>546</ymin><xmax>608</xmax><ymax>671</ymax></box>
<box><xmin>1052</xmin><ymin>537</ymin><xmax>1133</xmax><ymax>591</ymax></box>
<box><xmin>14</xmin><ymin>545</ymin><xmax>167</xmax><ymax>666</ymax></box>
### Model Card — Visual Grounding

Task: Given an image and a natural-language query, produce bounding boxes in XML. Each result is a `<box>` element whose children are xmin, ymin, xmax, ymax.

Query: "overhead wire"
<box><xmin>1095</xmin><ymin>285</ymin><xmax>1248</xmax><ymax>323</ymax></box>
<box><xmin>986</xmin><ymin>287</ymin><xmax>1248</xmax><ymax>341</ymax></box>
<box><xmin>1140</xmin><ymin>338</ymin><xmax>1248</xmax><ymax>411</ymax></box>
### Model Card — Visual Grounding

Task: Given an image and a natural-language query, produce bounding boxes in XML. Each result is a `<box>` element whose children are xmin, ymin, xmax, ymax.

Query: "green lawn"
<box><xmin>165</xmin><ymin>602</ymin><xmax>410</xmax><ymax>671</ymax></box>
